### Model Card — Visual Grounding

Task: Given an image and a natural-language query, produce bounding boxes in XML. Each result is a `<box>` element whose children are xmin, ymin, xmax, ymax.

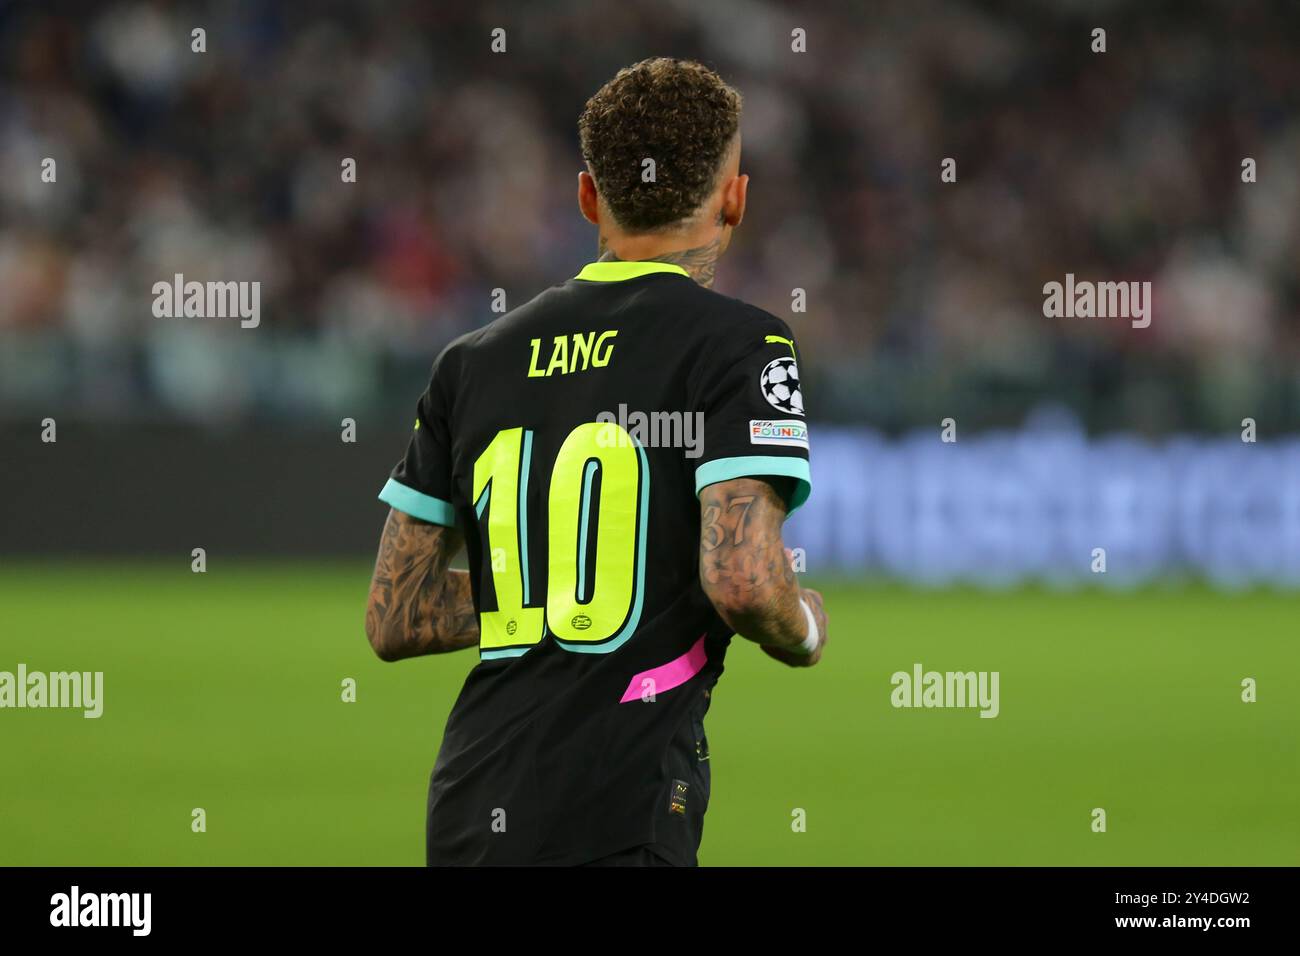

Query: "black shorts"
<box><xmin>579</xmin><ymin>845</ymin><xmax>681</xmax><ymax>866</ymax></box>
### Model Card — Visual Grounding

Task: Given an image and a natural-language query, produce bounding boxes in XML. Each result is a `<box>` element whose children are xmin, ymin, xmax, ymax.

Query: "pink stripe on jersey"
<box><xmin>619</xmin><ymin>635</ymin><xmax>708</xmax><ymax>703</ymax></box>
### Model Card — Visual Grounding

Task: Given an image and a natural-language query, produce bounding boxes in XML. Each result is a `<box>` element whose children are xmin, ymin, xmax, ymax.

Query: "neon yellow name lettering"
<box><xmin>571</xmin><ymin>332</ymin><xmax>595</xmax><ymax>372</ymax></box>
<box><xmin>527</xmin><ymin>338</ymin><xmax>546</xmax><ymax>378</ymax></box>
<box><xmin>545</xmin><ymin>336</ymin><xmax>570</xmax><ymax>376</ymax></box>
<box><xmin>527</xmin><ymin>331</ymin><xmax>618</xmax><ymax>377</ymax></box>
<box><xmin>592</xmin><ymin>330</ymin><xmax>618</xmax><ymax>367</ymax></box>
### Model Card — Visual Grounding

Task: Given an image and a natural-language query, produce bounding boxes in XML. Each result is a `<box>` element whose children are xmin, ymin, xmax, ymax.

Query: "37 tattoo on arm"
<box><xmin>365</xmin><ymin>509</ymin><xmax>479</xmax><ymax>661</ymax></box>
<box><xmin>698</xmin><ymin>477</ymin><xmax>806</xmax><ymax>650</ymax></box>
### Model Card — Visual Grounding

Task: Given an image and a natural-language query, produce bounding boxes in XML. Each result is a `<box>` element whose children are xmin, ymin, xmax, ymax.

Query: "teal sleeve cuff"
<box><xmin>378</xmin><ymin>478</ymin><xmax>458</xmax><ymax>526</ymax></box>
<box><xmin>694</xmin><ymin>455</ymin><xmax>812</xmax><ymax>515</ymax></box>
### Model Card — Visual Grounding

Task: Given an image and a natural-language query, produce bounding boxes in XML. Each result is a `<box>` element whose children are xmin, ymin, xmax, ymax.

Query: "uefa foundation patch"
<box><xmin>749</xmin><ymin>419</ymin><xmax>809</xmax><ymax>449</ymax></box>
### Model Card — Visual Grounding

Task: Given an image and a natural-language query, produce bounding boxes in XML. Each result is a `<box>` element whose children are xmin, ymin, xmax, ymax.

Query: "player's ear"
<box><xmin>721</xmin><ymin>172</ymin><xmax>748</xmax><ymax>229</ymax></box>
<box><xmin>578</xmin><ymin>171</ymin><xmax>600</xmax><ymax>226</ymax></box>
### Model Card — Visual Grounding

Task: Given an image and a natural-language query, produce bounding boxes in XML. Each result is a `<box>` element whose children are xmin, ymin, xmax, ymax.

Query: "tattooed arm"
<box><xmin>699</xmin><ymin>477</ymin><xmax>828</xmax><ymax>667</ymax></box>
<box><xmin>365</xmin><ymin>509</ymin><xmax>479</xmax><ymax>661</ymax></box>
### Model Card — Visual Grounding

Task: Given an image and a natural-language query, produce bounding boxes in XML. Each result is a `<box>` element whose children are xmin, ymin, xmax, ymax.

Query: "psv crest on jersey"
<box><xmin>760</xmin><ymin>356</ymin><xmax>803</xmax><ymax>415</ymax></box>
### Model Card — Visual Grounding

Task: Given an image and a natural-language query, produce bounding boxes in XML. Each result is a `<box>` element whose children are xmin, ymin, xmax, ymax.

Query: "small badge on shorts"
<box><xmin>669</xmin><ymin>779</ymin><xmax>690</xmax><ymax>815</ymax></box>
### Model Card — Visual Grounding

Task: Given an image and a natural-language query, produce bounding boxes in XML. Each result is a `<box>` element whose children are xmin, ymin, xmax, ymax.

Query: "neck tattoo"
<box><xmin>597</xmin><ymin>237</ymin><xmax>722</xmax><ymax>288</ymax></box>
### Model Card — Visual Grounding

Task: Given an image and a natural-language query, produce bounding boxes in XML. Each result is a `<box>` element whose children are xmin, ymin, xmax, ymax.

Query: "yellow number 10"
<box><xmin>472</xmin><ymin>422</ymin><xmax>648</xmax><ymax>659</ymax></box>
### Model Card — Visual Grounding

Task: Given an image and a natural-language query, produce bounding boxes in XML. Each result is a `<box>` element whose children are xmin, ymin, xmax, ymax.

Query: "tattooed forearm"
<box><xmin>598</xmin><ymin>238</ymin><xmax>722</xmax><ymax>288</ymax></box>
<box><xmin>698</xmin><ymin>478</ymin><xmax>805</xmax><ymax>650</ymax></box>
<box><xmin>365</xmin><ymin>509</ymin><xmax>479</xmax><ymax>661</ymax></box>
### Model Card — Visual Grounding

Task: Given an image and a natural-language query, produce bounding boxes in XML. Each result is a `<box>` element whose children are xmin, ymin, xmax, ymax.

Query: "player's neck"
<box><xmin>597</xmin><ymin>233</ymin><xmax>723</xmax><ymax>288</ymax></box>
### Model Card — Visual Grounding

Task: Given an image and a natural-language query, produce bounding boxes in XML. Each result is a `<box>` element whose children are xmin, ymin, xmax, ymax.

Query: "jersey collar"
<box><xmin>574</xmin><ymin>261</ymin><xmax>690</xmax><ymax>282</ymax></box>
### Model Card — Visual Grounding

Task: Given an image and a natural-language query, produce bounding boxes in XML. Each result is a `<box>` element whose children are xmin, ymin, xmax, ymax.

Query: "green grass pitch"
<box><xmin>2</xmin><ymin>563</ymin><xmax>1296</xmax><ymax>865</ymax></box>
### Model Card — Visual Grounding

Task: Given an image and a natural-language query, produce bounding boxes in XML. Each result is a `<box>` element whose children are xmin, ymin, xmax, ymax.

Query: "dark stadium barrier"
<box><xmin>5</xmin><ymin>423</ymin><xmax>1298</xmax><ymax>587</ymax></box>
<box><xmin>0</xmin><ymin>424</ymin><xmax>408</xmax><ymax>557</ymax></box>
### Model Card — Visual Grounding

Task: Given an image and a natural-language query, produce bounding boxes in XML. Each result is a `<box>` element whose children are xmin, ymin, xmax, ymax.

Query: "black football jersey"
<box><xmin>378</xmin><ymin>259</ymin><xmax>812</xmax><ymax>865</ymax></box>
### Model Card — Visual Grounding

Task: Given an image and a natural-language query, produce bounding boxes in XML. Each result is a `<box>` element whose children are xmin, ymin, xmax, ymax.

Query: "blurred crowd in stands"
<box><xmin>1</xmin><ymin>0</ymin><xmax>1296</xmax><ymax>431</ymax></box>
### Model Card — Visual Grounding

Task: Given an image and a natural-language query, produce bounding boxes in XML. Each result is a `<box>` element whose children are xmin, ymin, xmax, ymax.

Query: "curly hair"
<box><xmin>579</xmin><ymin>58</ymin><xmax>742</xmax><ymax>233</ymax></box>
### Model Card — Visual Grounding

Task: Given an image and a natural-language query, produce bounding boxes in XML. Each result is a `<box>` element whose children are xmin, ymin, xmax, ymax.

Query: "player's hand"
<box><xmin>761</xmin><ymin>587</ymin><xmax>827</xmax><ymax>668</ymax></box>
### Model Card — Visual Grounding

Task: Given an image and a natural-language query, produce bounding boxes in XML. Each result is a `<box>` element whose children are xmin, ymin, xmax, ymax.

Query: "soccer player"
<box><xmin>365</xmin><ymin>57</ymin><xmax>828</xmax><ymax>866</ymax></box>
